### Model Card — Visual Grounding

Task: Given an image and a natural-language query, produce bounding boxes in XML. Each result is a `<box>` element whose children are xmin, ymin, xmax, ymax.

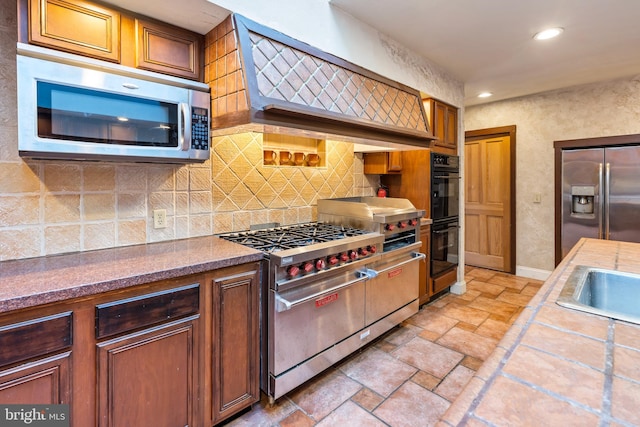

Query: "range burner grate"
<box><xmin>217</xmin><ymin>222</ymin><xmax>370</xmax><ymax>252</ymax></box>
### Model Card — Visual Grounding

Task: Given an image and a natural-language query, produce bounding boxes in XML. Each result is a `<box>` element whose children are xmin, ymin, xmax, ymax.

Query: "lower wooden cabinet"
<box><xmin>207</xmin><ymin>264</ymin><xmax>260</xmax><ymax>425</ymax></box>
<box><xmin>0</xmin><ymin>352</ymin><xmax>71</xmax><ymax>405</ymax></box>
<box><xmin>0</xmin><ymin>311</ymin><xmax>73</xmax><ymax>405</ymax></box>
<box><xmin>96</xmin><ymin>316</ymin><xmax>199</xmax><ymax>427</ymax></box>
<box><xmin>0</xmin><ymin>261</ymin><xmax>261</xmax><ymax>427</ymax></box>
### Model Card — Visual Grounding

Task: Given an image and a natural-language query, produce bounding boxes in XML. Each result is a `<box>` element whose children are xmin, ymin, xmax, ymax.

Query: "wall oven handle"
<box><xmin>432</xmin><ymin>227</ymin><xmax>457</xmax><ymax>234</ymax></box>
<box><xmin>433</xmin><ymin>174</ymin><xmax>461</xmax><ymax>179</ymax></box>
<box><xmin>358</xmin><ymin>252</ymin><xmax>426</xmax><ymax>278</ymax></box>
<box><xmin>180</xmin><ymin>102</ymin><xmax>191</xmax><ymax>151</ymax></box>
<box><xmin>274</xmin><ymin>276</ymin><xmax>365</xmax><ymax>312</ymax></box>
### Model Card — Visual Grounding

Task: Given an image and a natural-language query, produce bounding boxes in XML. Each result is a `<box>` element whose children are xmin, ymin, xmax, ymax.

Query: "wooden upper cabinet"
<box><xmin>29</xmin><ymin>0</ymin><xmax>121</xmax><ymax>62</ymax></box>
<box><xmin>132</xmin><ymin>18</ymin><xmax>202</xmax><ymax>80</ymax></box>
<box><xmin>425</xmin><ymin>98</ymin><xmax>458</xmax><ymax>153</ymax></box>
<box><xmin>363</xmin><ymin>151</ymin><xmax>403</xmax><ymax>174</ymax></box>
<box><xmin>25</xmin><ymin>0</ymin><xmax>204</xmax><ymax>80</ymax></box>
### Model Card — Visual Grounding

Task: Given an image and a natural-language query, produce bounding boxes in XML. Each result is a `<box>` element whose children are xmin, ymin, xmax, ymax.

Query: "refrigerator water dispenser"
<box><xmin>571</xmin><ymin>185</ymin><xmax>595</xmax><ymax>215</ymax></box>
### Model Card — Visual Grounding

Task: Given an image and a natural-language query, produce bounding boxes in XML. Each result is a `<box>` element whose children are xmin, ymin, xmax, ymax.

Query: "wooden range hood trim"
<box><xmin>225</xmin><ymin>14</ymin><xmax>433</xmax><ymax>144</ymax></box>
<box><xmin>263</xmin><ymin>102</ymin><xmax>432</xmax><ymax>141</ymax></box>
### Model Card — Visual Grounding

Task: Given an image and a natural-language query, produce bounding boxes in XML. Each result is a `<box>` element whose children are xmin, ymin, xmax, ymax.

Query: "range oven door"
<box><xmin>269</xmin><ymin>270</ymin><xmax>366</xmax><ymax>378</ymax></box>
<box><xmin>360</xmin><ymin>242</ymin><xmax>424</xmax><ymax>326</ymax></box>
<box><xmin>431</xmin><ymin>219</ymin><xmax>459</xmax><ymax>277</ymax></box>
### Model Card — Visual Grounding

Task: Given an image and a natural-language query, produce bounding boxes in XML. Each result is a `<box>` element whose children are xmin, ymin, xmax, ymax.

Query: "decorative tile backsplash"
<box><xmin>0</xmin><ymin>131</ymin><xmax>376</xmax><ymax>261</ymax></box>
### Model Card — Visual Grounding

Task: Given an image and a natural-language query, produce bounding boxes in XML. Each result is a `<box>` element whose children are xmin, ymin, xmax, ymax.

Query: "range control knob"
<box><xmin>385</xmin><ymin>223</ymin><xmax>396</xmax><ymax>231</ymax></box>
<box><xmin>286</xmin><ymin>265</ymin><xmax>299</xmax><ymax>277</ymax></box>
<box><xmin>302</xmin><ymin>262</ymin><xmax>314</xmax><ymax>273</ymax></box>
<box><xmin>368</xmin><ymin>245</ymin><xmax>377</xmax><ymax>254</ymax></box>
<box><xmin>398</xmin><ymin>221</ymin><xmax>408</xmax><ymax>229</ymax></box>
<box><xmin>339</xmin><ymin>252</ymin><xmax>349</xmax><ymax>262</ymax></box>
<box><xmin>315</xmin><ymin>259</ymin><xmax>326</xmax><ymax>270</ymax></box>
<box><xmin>327</xmin><ymin>255</ymin><xmax>339</xmax><ymax>266</ymax></box>
<box><xmin>409</xmin><ymin>219</ymin><xmax>418</xmax><ymax>226</ymax></box>
<box><xmin>359</xmin><ymin>247</ymin><xmax>369</xmax><ymax>256</ymax></box>
<box><xmin>349</xmin><ymin>250</ymin><xmax>359</xmax><ymax>260</ymax></box>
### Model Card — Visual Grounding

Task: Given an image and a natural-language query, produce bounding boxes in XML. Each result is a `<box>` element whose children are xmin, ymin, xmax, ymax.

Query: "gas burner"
<box><xmin>217</xmin><ymin>222</ymin><xmax>370</xmax><ymax>251</ymax></box>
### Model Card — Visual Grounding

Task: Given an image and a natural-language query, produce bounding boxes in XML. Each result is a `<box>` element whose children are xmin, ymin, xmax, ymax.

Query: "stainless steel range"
<box><xmin>218</xmin><ymin>199</ymin><xmax>425</xmax><ymax>402</ymax></box>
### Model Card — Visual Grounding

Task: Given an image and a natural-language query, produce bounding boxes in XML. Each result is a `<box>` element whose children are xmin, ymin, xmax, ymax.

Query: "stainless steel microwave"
<box><xmin>16</xmin><ymin>43</ymin><xmax>210</xmax><ymax>163</ymax></box>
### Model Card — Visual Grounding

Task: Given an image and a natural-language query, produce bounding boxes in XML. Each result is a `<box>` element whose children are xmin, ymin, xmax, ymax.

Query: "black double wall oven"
<box><xmin>430</xmin><ymin>153</ymin><xmax>460</xmax><ymax>279</ymax></box>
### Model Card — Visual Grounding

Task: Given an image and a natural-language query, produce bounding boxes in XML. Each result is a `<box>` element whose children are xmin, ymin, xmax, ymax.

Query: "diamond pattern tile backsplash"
<box><xmin>210</xmin><ymin>132</ymin><xmax>377</xmax><ymax>233</ymax></box>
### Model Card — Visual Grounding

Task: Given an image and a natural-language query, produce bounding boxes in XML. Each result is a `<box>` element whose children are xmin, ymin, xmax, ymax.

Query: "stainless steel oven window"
<box><xmin>431</xmin><ymin>220</ymin><xmax>459</xmax><ymax>276</ymax></box>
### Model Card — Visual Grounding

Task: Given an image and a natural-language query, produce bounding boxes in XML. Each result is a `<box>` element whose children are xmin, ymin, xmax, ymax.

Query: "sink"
<box><xmin>557</xmin><ymin>266</ymin><xmax>640</xmax><ymax>324</ymax></box>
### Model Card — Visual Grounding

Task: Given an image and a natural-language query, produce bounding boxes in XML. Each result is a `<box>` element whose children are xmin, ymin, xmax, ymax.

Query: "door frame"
<box><xmin>464</xmin><ymin>125</ymin><xmax>516</xmax><ymax>273</ymax></box>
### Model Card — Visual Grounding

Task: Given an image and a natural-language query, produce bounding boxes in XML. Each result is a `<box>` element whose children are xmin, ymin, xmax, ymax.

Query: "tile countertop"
<box><xmin>0</xmin><ymin>236</ymin><xmax>263</xmax><ymax>314</ymax></box>
<box><xmin>440</xmin><ymin>238</ymin><xmax>640</xmax><ymax>427</ymax></box>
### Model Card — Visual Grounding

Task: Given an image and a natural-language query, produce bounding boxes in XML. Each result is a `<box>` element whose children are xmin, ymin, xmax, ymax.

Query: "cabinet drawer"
<box><xmin>96</xmin><ymin>284</ymin><xmax>199</xmax><ymax>339</ymax></box>
<box><xmin>0</xmin><ymin>312</ymin><xmax>72</xmax><ymax>368</ymax></box>
<box><xmin>433</xmin><ymin>268</ymin><xmax>457</xmax><ymax>294</ymax></box>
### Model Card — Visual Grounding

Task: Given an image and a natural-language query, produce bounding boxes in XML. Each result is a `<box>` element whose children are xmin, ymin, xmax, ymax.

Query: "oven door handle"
<box><xmin>358</xmin><ymin>252</ymin><xmax>426</xmax><ymax>278</ymax></box>
<box><xmin>432</xmin><ymin>227</ymin><xmax>457</xmax><ymax>234</ymax></box>
<box><xmin>274</xmin><ymin>276</ymin><xmax>365</xmax><ymax>312</ymax></box>
<box><xmin>433</xmin><ymin>174</ymin><xmax>460</xmax><ymax>179</ymax></box>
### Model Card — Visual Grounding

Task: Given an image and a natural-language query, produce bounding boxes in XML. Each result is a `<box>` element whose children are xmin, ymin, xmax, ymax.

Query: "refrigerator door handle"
<box><xmin>605</xmin><ymin>162</ymin><xmax>611</xmax><ymax>240</ymax></box>
<box><xmin>598</xmin><ymin>163</ymin><xmax>604</xmax><ymax>239</ymax></box>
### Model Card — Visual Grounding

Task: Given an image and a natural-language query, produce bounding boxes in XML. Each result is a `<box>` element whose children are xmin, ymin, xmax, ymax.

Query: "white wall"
<box><xmin>465</xmin><ymin>75</ymin><xmax>640</xmax><ymax>274</ymax></box>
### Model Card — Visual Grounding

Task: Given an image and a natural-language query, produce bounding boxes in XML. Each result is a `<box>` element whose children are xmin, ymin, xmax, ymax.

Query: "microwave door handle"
<box><xmin>180</xmin><ymin>103</ymin><xmax>191</xmax><ymax>151</ymax></box>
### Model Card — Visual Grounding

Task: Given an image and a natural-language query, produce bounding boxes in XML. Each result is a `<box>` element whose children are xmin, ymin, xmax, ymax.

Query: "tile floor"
<box><xmin>223</xmin><ymin>267</ymin><xmax>544</xmax><ymax>426</ymax></box>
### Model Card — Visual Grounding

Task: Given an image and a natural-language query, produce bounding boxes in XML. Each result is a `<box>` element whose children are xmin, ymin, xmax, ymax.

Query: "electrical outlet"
<box><xmin>153</xmin><ymin>209</ymin><xmax>167</xmax><ymax>229</ymax></box>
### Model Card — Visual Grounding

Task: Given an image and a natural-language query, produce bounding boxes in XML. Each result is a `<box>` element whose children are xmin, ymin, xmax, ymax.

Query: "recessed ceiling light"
<box><xmin>533</xmin><ymin>27</ymin><xmax>564</xmax><ymax>40</ymax></box>
<box><xmin>478</xmin><ymin>92</ymin><xmax>492</xmax><ymax>98</ymax></box>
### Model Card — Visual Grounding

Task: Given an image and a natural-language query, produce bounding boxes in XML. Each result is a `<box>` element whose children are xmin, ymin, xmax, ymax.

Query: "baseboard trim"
<box><xmin>515</xmin><ymin>265</ymin><xmax>552</xmax><ymax>281</ymax></box>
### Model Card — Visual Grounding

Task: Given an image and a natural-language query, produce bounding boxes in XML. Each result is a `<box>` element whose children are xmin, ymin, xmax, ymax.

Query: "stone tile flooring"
<box><xmin>223</xmin><ymin>267</ymin><xmax>544</xmax><ymax>426</ymax></box>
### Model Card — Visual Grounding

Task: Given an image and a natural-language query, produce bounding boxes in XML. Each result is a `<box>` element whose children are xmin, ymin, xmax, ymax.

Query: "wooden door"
<box><xmin>465</xmin><ymin>135</ymin><xmax>512</xmax><ymax>271</ymax></box>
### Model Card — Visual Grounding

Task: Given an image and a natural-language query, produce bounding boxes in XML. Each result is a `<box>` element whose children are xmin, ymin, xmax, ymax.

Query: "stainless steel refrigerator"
<box><xmin>561</xmin><ymin>145</ymin><xmax>640</xmax><ymax>258</ymax></box>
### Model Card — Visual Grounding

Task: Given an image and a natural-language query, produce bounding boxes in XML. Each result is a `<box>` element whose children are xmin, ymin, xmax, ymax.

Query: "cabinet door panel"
<box><xmin>29</xmin><ymin>0</ymin><xmax>120</xmax><ymax>62</ymax></box>
<box><xmin>0</xmin><ymin>352</ymin><xmax>71</xmax><ymax>405</ymax></box>
<box><xmin>135</xmin><ymin>19</ymin><xmax>202</xmax><ymax>80</ymax></box>
<box><xmin>97</xmin><ymin>317</ymin><xmax>198</xmax><ymax>427</ymax></box>
<box><xmin>211</xmin><ymin>268</ymin><xmax>259</xmax><ymax>424</ymax></box>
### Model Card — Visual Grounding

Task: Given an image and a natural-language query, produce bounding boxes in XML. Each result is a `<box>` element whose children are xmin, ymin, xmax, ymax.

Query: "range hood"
<box><xmin>205</xmin><ymin>14</ymin><xmax>433</xmax><ymax>147</ymax></box>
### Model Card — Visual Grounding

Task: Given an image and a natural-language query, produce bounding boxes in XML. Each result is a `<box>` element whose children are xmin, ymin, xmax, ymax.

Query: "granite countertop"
<box><xmin>441</xmin><ymin>238</ymin><xmax>640</xmax><ymax>426</ymax></box>
<box><xmin>0</xmin><ymin>236</ymin><xmax>263</xmax><ymax>314</ymax></box>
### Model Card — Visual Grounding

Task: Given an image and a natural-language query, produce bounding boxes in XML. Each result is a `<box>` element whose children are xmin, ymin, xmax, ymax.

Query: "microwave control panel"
<box><xmin>191</xmin><ymin>107</ymin><xmax>209</xmax><ymax>151</ymax></box>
